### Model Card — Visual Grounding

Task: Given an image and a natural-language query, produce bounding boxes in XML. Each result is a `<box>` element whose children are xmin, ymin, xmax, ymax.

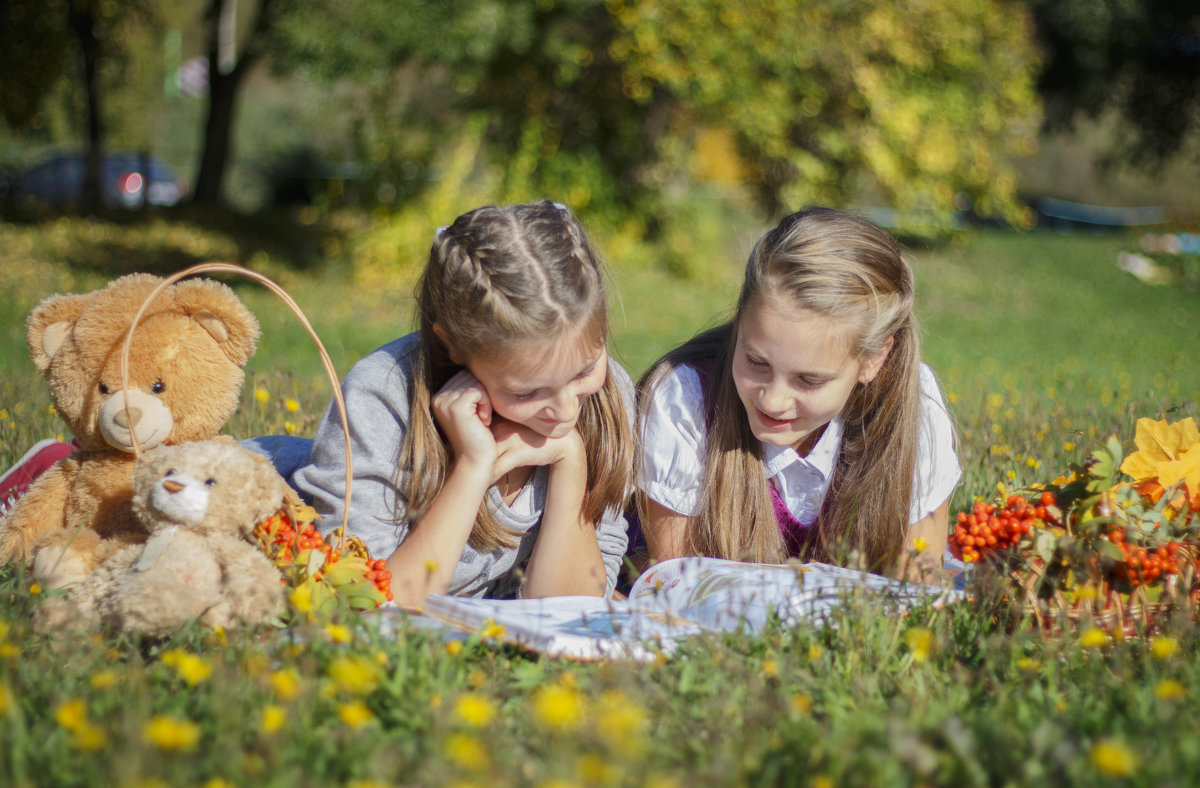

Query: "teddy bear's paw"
<box><xmin>32</xmin><ymin>544</ymin><xmax>96</xmax><ymax>591</ymax></box>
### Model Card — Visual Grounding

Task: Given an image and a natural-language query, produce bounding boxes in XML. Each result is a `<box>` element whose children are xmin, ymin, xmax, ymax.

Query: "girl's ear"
<box><xmin>431</xmin><ymin>322</ymin><xmax>464</xmax><ymax>364</ymax></box>
<box><xmin>858</xmin><ymin>335</ymin><xmax>894</xmax><ymax>384</ymax></box>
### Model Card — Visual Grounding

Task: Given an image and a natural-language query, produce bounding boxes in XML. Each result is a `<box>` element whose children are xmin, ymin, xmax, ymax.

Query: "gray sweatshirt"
<box><xmin>290</xmin><ymin>332</ymin><xmax>632</xmax><ymax>598</ymax></box>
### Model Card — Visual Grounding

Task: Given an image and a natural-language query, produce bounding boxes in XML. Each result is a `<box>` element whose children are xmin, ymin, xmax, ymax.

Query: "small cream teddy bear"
<box><xmin>42</xmin><ymin>441</ymin><xmax>290</xmax><ymax>636</ymax></box>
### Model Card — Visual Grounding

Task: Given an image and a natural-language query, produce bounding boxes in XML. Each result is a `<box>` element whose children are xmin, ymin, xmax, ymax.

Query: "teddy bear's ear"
<box><xmin>172</xmin><ymin>278</ymin><xmax>261</xmax><ymax>366</ymax></box>
<box><xmin>26</xmin><ymin>291</ymin><xmax>95</xmax><ymax>373</ymax></box>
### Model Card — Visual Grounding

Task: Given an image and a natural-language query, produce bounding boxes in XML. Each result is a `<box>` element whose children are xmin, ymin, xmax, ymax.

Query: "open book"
<box><xmin>371</xmin><ymin>557</ymin><xmax>964</xmax><ymax>661</ymax></box>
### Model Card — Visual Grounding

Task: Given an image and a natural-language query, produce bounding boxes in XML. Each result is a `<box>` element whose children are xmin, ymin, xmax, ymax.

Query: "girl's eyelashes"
<box><xmin>744</xmin><ymin>353</ymin><xmax>769</xmax><ymax>369</ymax></box>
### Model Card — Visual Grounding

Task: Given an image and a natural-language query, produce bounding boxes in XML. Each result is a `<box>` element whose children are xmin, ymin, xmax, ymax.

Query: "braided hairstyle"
<box><xmin>399</xmin><ymin>201</ymin><xmax>633</xmax><ymax>550</ymax></box>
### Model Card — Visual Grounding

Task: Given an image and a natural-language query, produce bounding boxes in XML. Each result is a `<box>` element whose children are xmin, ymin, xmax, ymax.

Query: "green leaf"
<box><xmin>1093</xmin><ymin>539</ymin><xmax>1125</xmax><ymax>562</ymax></box>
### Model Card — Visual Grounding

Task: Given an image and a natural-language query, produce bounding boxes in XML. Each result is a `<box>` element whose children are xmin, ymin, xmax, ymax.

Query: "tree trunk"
<box><xmin>191</xmin><ymin>0</ymin><xmax>276</xmax><ymax>208</ymax></box>
<box><xmin>66</xmin><ymin>0</ymin><xmax>103</xmax><ymax>213</ymax></box>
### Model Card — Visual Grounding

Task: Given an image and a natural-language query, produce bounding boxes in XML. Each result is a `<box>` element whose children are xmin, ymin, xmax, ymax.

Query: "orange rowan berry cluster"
<box><xmin>254</xmin><ymin>508</ymin><xmax>394</xmax><ymax>603</ymax></box>
<box><xmin>949</xmin><ymin>492</ymin><xmax>1058</xmax><ymax>564</ymax></box>
<box><xmin>1102</xmin><ymin>527</ymin><xmax>1184</xmax><ymax>588</ymax></box>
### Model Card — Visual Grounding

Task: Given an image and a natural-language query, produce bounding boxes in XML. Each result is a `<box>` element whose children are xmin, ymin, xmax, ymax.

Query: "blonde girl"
<box><xmin>288</xmin><ymin>201</ymin><xmax>634</xmax><ymax>605</ymax></box>
<box><xmin>635</xmin><ymin>207</ymin><xmax>960</xmax><ymax>579</ymax></box>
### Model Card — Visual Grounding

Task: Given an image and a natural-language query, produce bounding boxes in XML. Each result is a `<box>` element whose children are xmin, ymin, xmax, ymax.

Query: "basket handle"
<box><xmin>117</xmin><ymin>262</ymin><xmax>353</xmax><ymax>543</ymax></box>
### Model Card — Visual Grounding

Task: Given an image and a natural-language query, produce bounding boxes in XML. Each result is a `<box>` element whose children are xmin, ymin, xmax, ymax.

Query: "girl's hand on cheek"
<box><xmin>432</xmin><ymin>369</ymin><xmax>498</xmax><ymax>469</ymax></box>
<box><xmin>491</xmin><ymin>421</ymin><xmax>584</xmax><ymax>483</ymax></box>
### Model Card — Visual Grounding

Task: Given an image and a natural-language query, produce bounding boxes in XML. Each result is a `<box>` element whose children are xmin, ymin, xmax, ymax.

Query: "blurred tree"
<box><xmin>610</xmin><ymin>0</ymin><xmax>1042</xmax><ymax>224</ymax></box>
<box><xmin>1029</xmin><ymin>0</ymin><xmax>1200</xmax><ymax>167</ymax></box>
<box><xmin>0</xmin><ymin>0</ymin><xmax>72</xmax><ymax>131</ymax></box>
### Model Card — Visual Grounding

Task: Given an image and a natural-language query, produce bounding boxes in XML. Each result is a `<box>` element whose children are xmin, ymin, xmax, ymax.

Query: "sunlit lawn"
<box><xmin>1</xmin><ymin>214</ymin><xmax>1198</xmax><ymax>786</ymax></box>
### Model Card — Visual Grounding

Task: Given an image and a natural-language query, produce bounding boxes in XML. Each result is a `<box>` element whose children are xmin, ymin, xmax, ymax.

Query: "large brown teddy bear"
<box><xmin>40</xmin><ymin>441</ymin><xmax>289</xmax><ymax>636</ymax></box>
<box><xmin>0</xmin><ymin>273</ymin><xmax>260</xmax><ymax>590</ymax></box>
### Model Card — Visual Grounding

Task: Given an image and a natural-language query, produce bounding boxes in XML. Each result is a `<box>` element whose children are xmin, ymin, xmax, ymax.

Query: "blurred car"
<box><xmin>4</xmin><ymin>151</ymin><xmax>186</xmax><ymax>210</ymax></box>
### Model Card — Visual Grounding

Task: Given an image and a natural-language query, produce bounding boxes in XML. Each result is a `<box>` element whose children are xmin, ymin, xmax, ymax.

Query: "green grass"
<box><xmin>1</xmin><ymin>213</ymin><xmax>1198</xmax><ymax>787</ymax></box>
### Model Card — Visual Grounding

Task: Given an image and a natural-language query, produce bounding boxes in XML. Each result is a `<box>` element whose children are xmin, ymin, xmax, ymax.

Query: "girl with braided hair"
<box><xmin>286</xmin><ymin>201</ymin><xmax>635</xmax><ymax>606</ymax></box>
<box><xmin>633</xmin><ymin>207</ymin><xmax>960</xmax><ymax>581</ymax></box>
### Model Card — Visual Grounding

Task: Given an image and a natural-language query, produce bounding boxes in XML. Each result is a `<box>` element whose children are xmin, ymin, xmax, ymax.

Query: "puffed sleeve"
<box><xmin>910</xmin><ymin>364</ymin><xmax>962</xmax><ymax>524</ymax></box>
<box><xmin>292</xmin><ymin>334</ymin><xmax>420</xmax><ymax>561</ymax></box>
<box><xmin>638</xmin><ymin>365</ymin><xmax>708</xmax><ymax>517</ymax></box>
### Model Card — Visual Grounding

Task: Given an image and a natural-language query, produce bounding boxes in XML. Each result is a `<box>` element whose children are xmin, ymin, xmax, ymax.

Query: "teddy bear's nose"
<box><xmin>161</xmin><ymin>479</ymin><xmax>185</xmax><ymax>494</ymax></box>
<box><xmin>113</xmin><ymin>406</ymin><xmax>143</xmax><ymax>428</ymax></box>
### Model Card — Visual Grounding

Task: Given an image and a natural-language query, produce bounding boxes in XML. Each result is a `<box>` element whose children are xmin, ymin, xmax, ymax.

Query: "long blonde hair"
<box><xmin>400</xmin><ymin>201</ymin><xmax>633</xmax><ymax>551</ymax></box>
<box><xmin>639</xmin><ymin>207</ymin><xmax>922</xmax><ymax>572</ymax></box>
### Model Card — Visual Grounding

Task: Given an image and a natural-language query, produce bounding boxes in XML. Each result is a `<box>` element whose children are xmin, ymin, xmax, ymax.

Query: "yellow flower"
<box><xmin>143</xmin><ymin>716</ymin><xmax>201</xmax><ymax>751</ymax></box>
<box><xmin>284</xmin><ymin>421</ymin><xmax>298</xmax><ymax>435</ymax></box>
<box><xmin>1079</xmin><ymin>628</ymin><xmax>1109</xmax><ymax>649</ymax></box>
<box><xmin>430</xmin><ymin>693</ymin><xmax>443</xmax><ymax>710</ymax></box>
<box><xmin>444</xmin><ymin>732</ymin><xmax>489</xmax><ymax>771</ymax></box>
<box><xmin>0</xmin><ymin>643</ymin><xmax>17</xmax><ymax>659</ymax></box>
<box><xmin>479</xmin><ymin>618</ymin><xmax>506</xmax><ymax>640</ymax></box>
<box><xmin>337</xmin><ymin>701</ymin><xmax>376</xmax><ymax>729</ymax></box>
<box><xmin>55</xmin><ymin>698</ymin><xmax>88</xmax><ymax>731</ymax></box>
<box><xmin>203</xmin><ymin>780</ymin><xmax>236</xmax><ymax>788</ymax></box>
<box><xmin>1151</xmin><ymin>636</ymin><xmax>1179</xmax><ymax>660</ymax></box>
<box><xmin>160</xmin><ymin>650</ymin><xmax>212</xmax><ymax>686</ymax></box>
<box><xmin>790</xmin><ymin>693</ymin><xmax>813</xmax><ymax>715</ymax></box>
<box><xmin>905</xmin><ymin>627</ymin><xmax>934</xmax><ymax>663</ymax></box>
<box><xmin>912</xmin><ymin>537</ymin><xmax>928</xmax><ymax>553</ymax></box>
<box><xmin>577</xmin><ymin>753</ymin><xmax>618</xmax><ymax>784</ymax></box>
<box><xmin>531</xmin><ymin>684</ymin><xmax>585</xmax><ymax>730</ymax></box>
<box><xmin>1016</xmin><ymin>658</ymin><xmax>1041</xmax><ymax>672</ymax></box>
<box><xmin>808</xmin><ymin>645</ymin><xmax>823</xmax><ymax>661</ymax></box>
<box><xmin>453</xmin><ymin>693</ymin><xmax>497</xmax><ymax>728</ymax></box>
<box><xmin>468</xmin><ymin>670</ymin><xmax>487</xmax><ymax>689</ymax></box>
<box><xmin>1156</xmin><ymin>679</ymin><xmax>1186</xmax><ymax>701</ymax></box>
<box><xmin>261</xmin><ymin>704</ymin><xmax>287</xmax><ymax>734</ymax></box>
<box><xmin>595</xmin><ymin>690</ymin><xmax>646</xmax><ymax>753</ymax></box>
<box><xmin>269</xmin><ymin>669</ymin><xmax>303</xmax><ymax>701</ymax></box>
<box><xmin>325</xmin><ymin>624</ymin><xmax>352</xmax><ymax>644</ymax></box>
<box><xmin>1090</xmin><ymin>738</ymin><xmax>1137</xmax><ymax>777</ymax></box>
<box><xmin>285</xmin><ymin>397</ymin><xmax>300</xmax><ymax>413</ymax></box>
<box><xmin>70</xmin><ymin>722</ymin><xmax>107</xmax><ymax>752</ymax></box>
<box><xmin>1063</xmin><ymin>442</ymin><xmax>1076</xmax><ymax>452</ymax></box>
<box><xmin>255</xmin><ymin>387</ymin><xmax>270</xmax><ymax>404</ymax></box>
<box><xmin>289</xmin><ymin>582</ymin><xmax>314</xmax><ymax>615</ymax></box>
<box><xmin>29</xmin><ymin>583</ymin><xmax>41</xmax><ymax>596</ymax></box>
<box><xmin>446</xmin><ymin>640</ymin><xmax>464</xmax><ymax>657</ymax></box>
<box><xmin>762</xmin><ymin>657</ymin><xmax>780</xmax><ymax>678</ymax></box>
<box><xmin>327</xmin><ymin>655</ymin><xmax>381</xmax><ymax>695</ymax></box>
<box><xmin>811</xmin><ymin>778</ymin><xmax>834</xmax><ymax>788</ymax></box>
<box><xmin>0</xmin><ymin>682</ymin><xmax>11</xmax><ymax>715</ymax></box>
<box><xmin>1120</xmin><ymin>416</ymin><xmax>1200</xmax><ymax>508</ymax></box>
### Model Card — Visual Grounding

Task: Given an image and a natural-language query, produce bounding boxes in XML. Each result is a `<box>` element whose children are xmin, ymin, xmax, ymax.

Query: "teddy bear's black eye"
<box><xmin>151</xmin><ymin>381</ymin><xmax>166</xmax><ymax>394</ymax></box>
<box><xmin>205</xmin><ymin>478</ymin><xmax>217</xmax><ymax>486</ymax></box>
<box><xmin>99</xmin><ymin>383</ymin><xmax>109</xmax><ymax>395</ymax></box>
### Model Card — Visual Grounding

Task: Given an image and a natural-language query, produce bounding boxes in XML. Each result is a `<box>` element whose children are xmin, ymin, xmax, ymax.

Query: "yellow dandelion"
<box><xmin>479</xmin><ymin>618</ymin><xmax>506</xmax><ymax>640</ymax></box>
<box><xmin>1026</xmin><ymin>457</ymin><xmax>1041</xmax><ymax>469</ymax></box>
<box><xmin>29</xmin><ymin>583</ymin><xmax>41</xmax><ymax>596</ymax></box>
<box><xmin>453</xmin><ymin>693</ymin><xmax>497</xmax><ymax>728</ymax></box>
<box><xmin>558</xmin><ymin>671</ymin><xmax>577</xmax><ymax>688</ymax></box>
<box><xmin>791</xmin><ymin>693</ymin><xmax>813</xmax><ymax>715</ymax></box>
<box><xmin>430</xmin><ymin>693</ymin><xmax>444</xmax><ymax>710</ymax></box>
<box><xmin>1156</xmin><ymin>679</ymin><xmax>1186</xmax><ymax>701</ymax></box>
<box><xmin>160</xmin><ymin>650</ymin><xmax>212</xmax><ymax>686</ymax></box>
<box><xmin>254</xmin><ymin>387</ymin><xmax>270</xmax><ymax>405</ymax></box>
<box><xmin>1016</xmin><ymin>657</ymin><xmax>1041</xmax><ymax>672</ymax></box>
<box><xmin>644</xmin><ymin>778</ymin><xmax>681</xmax><ymax>788</ymax></box>
<box><xmin>1151</xmin><ymin>636</ymin><xmax>1179</xmax><ymax>660</ymax></box>
<box><xmin>1073</xmin><ymin>585</ymin><xmax>1099</xmax><ymax>602</ymax></box>
<box><xmin>577</xmin><ymin>753</ymin><xmax>618</xmax><ymax>784</ymax></box>
<box><xmin>48</xmin><ymin>404</ymin><xmax>57</xmax><ymax>416</ymax></box>
<box><xmin>811</xmin><ymin>777</ymin><xmax>835</xmax><ymax>788</ymax></box>
<box><xmin>261</xmin><ymin>704</ymin><xmax>287</xmax><ymax>734</ymax></box>
<box><xmin>912</xmin><ymin>537</ymin><xmax>928</xmax><ymax>553</ymax></box>
<box><xmin>762</xmin><ymin>657</ymin><xmax>780</xmax><ymax>678</ymax></box>
<box><xmin>905</xmin><ymin>627</ymin><xmax>934</xmax><ymax>663</ymax></box>
<box><xmin>531</xmin><ymin>684</ymin><xmax>585</xmax><ymax>730</ymax></box>
<box><xmin>1063</xmin><ymin>441</ymin><xmax>1076</xmax><ymax>452</ymax></box>
<box><xmin>446</xmin><ymin>640</ymin><xmax>464</xmax><ymax>657</ymax></box>
<box><xmin>468</xmin><ymin>670</ymin><xmax>487</xmax><ymax>689</ymax></box>
<box><xmin>0</xmin><ymin>621</ymin><xmax>7</xmax><ymax>639</ymax></box>
<box><xmin>808</xmin><ymin>645</ymin><xmax>823</xmax><ymax>661</ymax></box>
<box><xmin>444</xmin><ymin>732</ymin><xmax>489</xmax><ymax>771</ymax></box>
<box><xmin>284</xmin><ymin>421</ymin><xmax>298</xmax><ymax>435</ymax></box>
<box><xmin>1079</xmin><ymin>628</ymin><xmax>1109</xmax><ymax>649</ymax></box>
<box><xmin>337</xmin><ymin>700</ymin><xmax>376</xmax><ymax>729</ymax></box>
<box><xmin>374</xmin><ymin>651</ymin><xmax>388</xmax><ymax>666</ymax></box>
<box><xmin>595</xmin><ymin>690</ymin><xmax>646</xmax><ymax>754</ymax></box>
<box><xmin>288</xmin><ymin>582</ymin><xmax>314</xmax><ymax>615</ymax></box>
<box><xmin>143</xmin><ymin>716</ymin><xmax>201</xmax><ymax>751</ymax></box>
<box><xmin>70</xmin><ymin>721</ymin><xmax>107</xmax><ymax>752</ymax></box>
<box><xmin>55</xmin><ymin>698</ymin><xmax>88</xmax><ymax>731</ymax></box>
<box><xmin>0</xmin><ymin>643</ymin><xmax>18</xmax><ymax>659</ymax></box>
<box><xmin>0</xmin><ymin>682</ymin><xmax>11</xmax><ymax>715</ymax></box>
<box><xmin>346</xmin><ymin>781</ymin><xmax>391</xmax><ymax>788</ymax></box>
<box><xmin>327</xmin><ymin>655</ymin><xmax>381</xmax><ymax>695</ymax></box>
<box><xmin>284</xmin><ymin>397</ymin><xmax>300</xmax><ymax>413</ymax></box>
<box><xmin>203</xmin><ymin>780</ymin><xmax>236</xmax><ymax>788</ymax></box>
<box><xmin>270</xmin><ymin>668</ymin><xmax>302</xmax><ymax>701</ymax></box>
<box><xmin>325</xmin><ymin>623</ymin><xmax>352</xmax><ymax>644</ymax></box>
<box><xmin>1090</xmin><ymin>738</ymin><xmax>1136</xmax><ymax>777</ymax></box>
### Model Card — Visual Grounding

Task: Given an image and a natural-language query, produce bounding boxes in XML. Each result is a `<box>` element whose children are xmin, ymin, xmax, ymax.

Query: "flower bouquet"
<box><xmin>950</xmin><ymin>417</ymin><xmax>1199</xmax><ymax>634</ymax></box>
<box><xmin>253</xmin><ymin>504</ymin><xmax>394</xmax><ymax>618</ymax></box>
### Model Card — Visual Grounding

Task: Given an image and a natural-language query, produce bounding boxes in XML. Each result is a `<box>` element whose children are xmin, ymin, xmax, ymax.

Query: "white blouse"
<box><xmin>639</xmin><ymin>363</ymin><xmax>961</xmax><ymax>526</ymax></box>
